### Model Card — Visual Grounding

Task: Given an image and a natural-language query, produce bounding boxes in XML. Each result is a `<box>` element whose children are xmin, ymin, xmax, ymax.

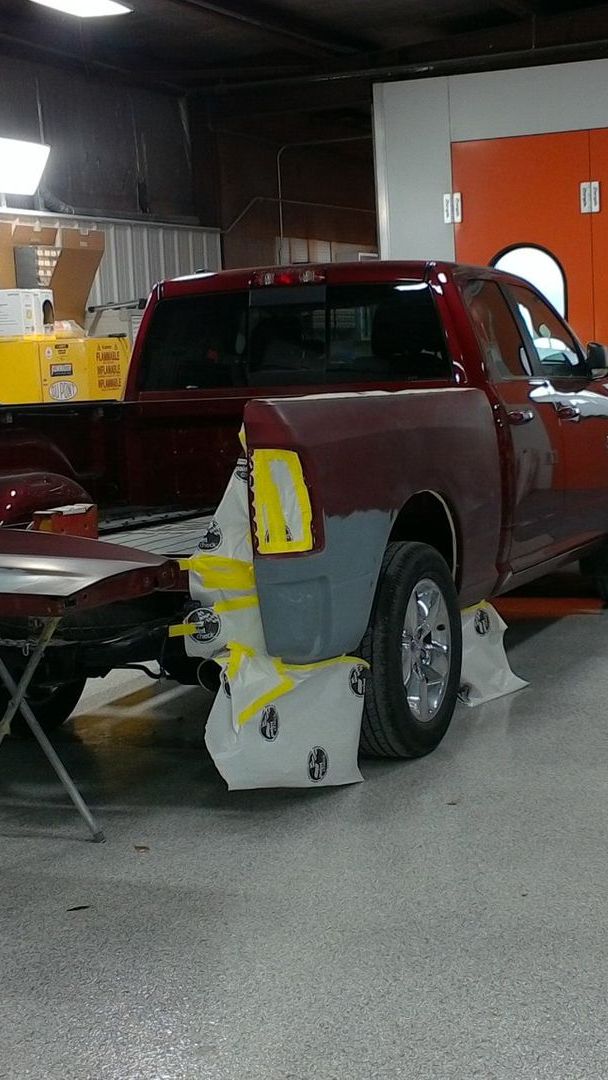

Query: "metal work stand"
<box><xmin>0</xmin><ymin>617</ymin><xmax>105</xmax><ymax>843</ymax></box>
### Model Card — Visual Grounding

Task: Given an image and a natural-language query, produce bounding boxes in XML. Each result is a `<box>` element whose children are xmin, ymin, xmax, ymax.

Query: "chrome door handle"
<box><xmin>507</xmin><ymin>408</ymin><xmax>535</xmax><ymax>426</ymax></box>
<box><xmin>555</xmin><ymin>402</ymin><xmax>581</xmax><ymax>422</ymax></box>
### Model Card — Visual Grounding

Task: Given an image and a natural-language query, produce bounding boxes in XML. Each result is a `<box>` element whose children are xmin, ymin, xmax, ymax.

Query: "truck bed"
<box><xmin>107</xmin><ymin>514</ymin><xmax>211</xmax><ymax>557</ymax></box>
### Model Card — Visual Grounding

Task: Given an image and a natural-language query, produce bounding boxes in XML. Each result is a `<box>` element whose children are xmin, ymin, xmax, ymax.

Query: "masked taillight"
<box><xmin>249</xmin><ymin>449</ymin><xmax>315</xmax><ymax>555</ymax></box>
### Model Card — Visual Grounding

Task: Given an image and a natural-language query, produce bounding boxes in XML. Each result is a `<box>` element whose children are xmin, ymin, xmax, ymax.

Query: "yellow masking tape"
<box><xmin>251</xmin><ymin>449</ymin><xmax>313</xmax><ymax>555</ymax></box>
<box><xmin>238</xmin><ymin>666</ymin><xmax>296</xmax><ymax>727</ymax></box>
<box><xmin>252</xmin><ymin>451</ymin><xmax>285</xmax><ymax>554</ymax></box>
<box><xmin>277</xmin><ymin>655</ymin><xmax>370</xmax><ymax>673</ymax></box>
<box><xmin>168</xmin><ymin>622</ymin><xmax>198</xmax><ymax>638</ymax></box>
<box><xmin>219</xmin><ymin>641</ymin><xmax>294</xmax><ymax>727</ymax></box>
<box><xmin>232</xmin><ymin>651</ymin><xmax>368</xmax><ymax>727</ymax></box>
<box><xmin>225</xmin><ymin>640</ymin><xmax>255</xmax><ymax>683</ymax></box>
<box><xmin>215</xmin><ymin>595</ymin><xmax>259</xmax><ymax>613</ymax></box>
<box><xmin>169</xmin><ymin>595</ymin><xmax>259</xmax><ymax>639</ymax></box>
<box><xmin>180</xmin><ymin>555</ymin><xmax>255</xmax><ymax>591</ymax></box>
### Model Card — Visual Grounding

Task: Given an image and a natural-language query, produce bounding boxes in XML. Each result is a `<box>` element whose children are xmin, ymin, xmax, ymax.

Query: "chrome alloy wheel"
<box><xmin>401</xmin><ymin>577</ymin><xmax>451</xmax><ymax>723</ymax></box>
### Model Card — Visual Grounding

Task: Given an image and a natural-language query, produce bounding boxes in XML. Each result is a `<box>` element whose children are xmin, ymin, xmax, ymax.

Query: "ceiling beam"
<box><xmin>494</xmin><ymin>0</ymin><xmax>539</xmax><ymax>14</ymax></box>
<box><xmin>164</xmin><ymin>0</ymin><xmax>372</xmax><ymax>57</ymax></box>
<box><xmin>0</xmin><ymin>29</ymin><xmax>185</xmax><ymax>94</ymax></box>
<box><xmin>200</xmin><ymin>1</ymin><xmax>608</xmax><ymax>93</ymax></box>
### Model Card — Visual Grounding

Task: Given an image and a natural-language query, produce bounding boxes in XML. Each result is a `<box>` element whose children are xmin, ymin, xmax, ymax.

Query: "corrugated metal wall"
<box><xmin>86</xmin><ymin>218</ymin><xmax>222</xmax><ymax>306</ymax></box>
<box><xmin>0</xmin><ymin>210</ymin><xmax>221</xmax><ymax>307</ymax></box>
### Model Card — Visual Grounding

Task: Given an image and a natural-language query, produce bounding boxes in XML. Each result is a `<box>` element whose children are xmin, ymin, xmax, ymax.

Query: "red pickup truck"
<box><xmin>3</xmin><ymin>260</ymin><xmax>608</xmax><ymax>756</ymax></box>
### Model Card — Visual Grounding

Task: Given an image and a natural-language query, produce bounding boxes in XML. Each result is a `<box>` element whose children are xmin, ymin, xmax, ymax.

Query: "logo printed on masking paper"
<box><xmin>474</xmin><ymin>609</ymin><xmax>491</xmax><ymax>636</ymax></box>
<box><xmin>259</xmin><ymin>704</ymin><xmax>279</xmax><ymax>741</ymax></box>
<box><xmin>190</xmin><ymin>607</ymin><xmax>221</xmax><ymax>643</ymax></box>
<box><xmin>197</xmin><ymin>519</ymin><xmax>222</xmax><ymax>551</ymax></box>
<box><xmin>222</xmin><ymin>670</ymin><xmax>231</xmax><ymax>698</ymax></box>
<box><xmin>235</xmin><ymin>458</ymin><xmax>248</xmax><ymax>482</ymax></box>
<box><xmin>307</xmin><ymin>746</ymin><xmax>329</xmax><ymax>783</ymax></box>
<box><xmin>349</xmin><ymin>664</ymin><xmax>367</xmax><ymax>697</ymax></box>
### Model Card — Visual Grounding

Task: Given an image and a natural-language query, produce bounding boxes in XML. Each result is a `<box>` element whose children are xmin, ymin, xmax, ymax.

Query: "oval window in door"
<box><xmin>492</xmin><ymin>245</ymin><xmax>567</xmax><ymax>318</ymax></box>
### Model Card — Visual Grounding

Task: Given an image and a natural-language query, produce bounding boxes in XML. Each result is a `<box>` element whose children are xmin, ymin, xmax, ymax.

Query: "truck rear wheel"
<box><xmin>4</xmin><ymin>677</ymin><xmax>87</xmax><ymax>738</ymax></box>
<box><xmin>360</xmin><ymin>541</ymin><xmax>462</xmax><ymax>759</ymax></box>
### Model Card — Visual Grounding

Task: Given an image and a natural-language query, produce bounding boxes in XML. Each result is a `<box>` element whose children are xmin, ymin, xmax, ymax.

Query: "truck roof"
<box><xmin>158</xmin><ymin>259</ymin><xmax>514</xmax><ymax>299</ymax></box>
<box><xmin>160</xmin><ymin>260</ymin><xmax>439</xmax><ymax>298</ymax></box>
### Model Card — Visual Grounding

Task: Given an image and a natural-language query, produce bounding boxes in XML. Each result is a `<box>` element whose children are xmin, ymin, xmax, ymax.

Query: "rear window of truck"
<box><xmin>138</xmin><ymin>283</ymin><xmax>452</xmax><ymax>390</ymax></box>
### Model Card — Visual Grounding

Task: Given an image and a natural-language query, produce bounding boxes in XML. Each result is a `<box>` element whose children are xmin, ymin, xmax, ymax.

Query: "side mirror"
<box><xmin>587</xmin><ymin>341</ymin><xmax>608</xmax><ymax>375</ymax></box>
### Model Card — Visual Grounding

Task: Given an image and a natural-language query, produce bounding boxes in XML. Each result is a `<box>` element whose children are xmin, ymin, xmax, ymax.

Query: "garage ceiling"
<box><xmin>1</xmin><ymin>0</ymin><xmax>608</xmax><ymax>95</ymax></box>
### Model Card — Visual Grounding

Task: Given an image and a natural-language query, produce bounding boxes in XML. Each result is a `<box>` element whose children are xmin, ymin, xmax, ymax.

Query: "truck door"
<box><xmin>463</xmin><ymin>278</ymin><xmax>565</xmax><ymax>573</ymax></box>
<box><xmin>505</xmin><ymin>281</ymin><xmax>608</xmax><ymax>546</ymax></box>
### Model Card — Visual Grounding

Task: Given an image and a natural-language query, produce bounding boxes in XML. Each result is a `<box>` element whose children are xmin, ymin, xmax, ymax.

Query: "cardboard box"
<box><xmin>0</xmin><ymin>223</ymin><xmax>105</xmax><ymax>329</ymax></box>
<box><xmin>0</xmin><ymin>289</ymin><xmax>38</xmax><ymax>337</ymax></box>
<box><xmin>51</xmin><ymin>228</ymin><xmax>105</xmax><ymax>326</ymax></box>
<box><xmin>0</xmin><ymin>288</ymin><xmax>54</xmax><ymax>338</ymax></box>
<box><xmin>31</xmin><ymin>288</ymin><xmax>55</xmax><ymax>331</ymax></box>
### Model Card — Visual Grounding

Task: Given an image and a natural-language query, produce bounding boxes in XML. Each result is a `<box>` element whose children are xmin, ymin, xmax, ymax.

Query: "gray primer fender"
<box><xmin>254</xmin><ymin>510</ymin><xmax>391</xmax><ymax>663</ymax></box>
<box><xmin>246</xmin><ymin>387</ymin><xmax>502</xmax><ymax>664</ymax></box>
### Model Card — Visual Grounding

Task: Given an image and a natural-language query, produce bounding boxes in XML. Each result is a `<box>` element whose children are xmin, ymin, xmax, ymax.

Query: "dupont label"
<box><xmin>49</xmin><ymin>380</ymin><xmax>77</xmax><ymax>401</ymax></box>
<box><xmin>307</xmin><ymin>746</ymin><xmax>329</xmax><ymax>783</ymax></box>
<box><xmin>189</xmin><ymin>607</ymin><xmax>221</xmax><ymax>644</ymax></box>
<box><xmin>50</xmin><ymin>363</ymin><xmax>73</xmax><ymax>377</ymax></box>
<box><xmin>474</xmin><ymin>609</ymin><xmax>491</xmax><ymax>636</ymax></box>
<box><xmin>259</xmin><ymin>705</ymin><xmax>279</xmax><ymax>742</ymax></box>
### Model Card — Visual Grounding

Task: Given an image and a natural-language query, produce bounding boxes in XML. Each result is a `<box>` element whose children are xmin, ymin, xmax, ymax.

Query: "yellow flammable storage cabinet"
<box><xmin>40</xmin><ymin>335</ymin><xmax>130</xmax><ymax>402</ymax></box>
<box><xmin>0</xmin><ymin>332</ymin><xmax>130</xmax><ymax>404</ymax></box>
<box><xmin>0</xmin><ymin>289</ymin><xmax>130</xmax><ymax>404</ymax></box>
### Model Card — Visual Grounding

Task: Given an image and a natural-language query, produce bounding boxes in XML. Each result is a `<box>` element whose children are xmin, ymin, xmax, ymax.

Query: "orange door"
<box><xmin>589</xmin><ymin>129</ymin><xmax>608</xmax><ymax>345</ymax></box>
<box><xmin>452</xmin><ymin>132</ymin><xmax>595</xmax><ymax>346</ymax></box>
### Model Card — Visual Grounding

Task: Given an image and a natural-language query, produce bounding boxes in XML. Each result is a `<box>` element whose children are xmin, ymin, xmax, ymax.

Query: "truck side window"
<box><xmin>326</xmin><ymin>283</ymin><xmax>451</xmax><ymax>383</ymax></box>
<box><xmin>138</xmin><ymin>293</ymin><xmax>249</xmax><ymax>391</ymax></box>
<box><xmin>463</xmin><ymin>279</ymin><xmax>532</xmax><ymax>381</ymax></box>
<box><xmin>506</xmin><ymin>283</ymin><xmax>585</xmax><ymax>379</ymax></box>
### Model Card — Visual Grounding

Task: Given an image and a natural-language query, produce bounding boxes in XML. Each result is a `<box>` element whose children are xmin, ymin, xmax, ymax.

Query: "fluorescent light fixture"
<box><xmin>31</xmin><ymin>0</ymin><xmax>132</xmax><ymax>16</ymax></box>
<box><xmin>0</xmin><ymin>138</ymin><xmax>50</xmax><ymax>196</ymax></box>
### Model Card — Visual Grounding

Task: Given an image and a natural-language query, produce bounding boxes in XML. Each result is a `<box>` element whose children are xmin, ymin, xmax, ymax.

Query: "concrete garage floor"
<box><xmin>1</xmin><ymin>604</ymin><xmax>608</xmax><ymax>1079</ymax></box>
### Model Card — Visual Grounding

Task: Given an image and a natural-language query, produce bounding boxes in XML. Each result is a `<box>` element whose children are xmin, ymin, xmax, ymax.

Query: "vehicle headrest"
<box><xmin>371</xmin><ymin>299</ymin><xmax>409</xmax><ymax>359</ymax></box>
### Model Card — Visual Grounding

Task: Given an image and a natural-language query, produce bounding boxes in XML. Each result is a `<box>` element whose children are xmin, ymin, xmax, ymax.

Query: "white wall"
<box><xmin>374</xmin><ymin>58</ymin><xmax>608</xmax><ymax>261</ymax></box>
<box><xmin>374</xmin><ymin>79</ymin><xmax>454</xmax><ymax>261</ymax></box>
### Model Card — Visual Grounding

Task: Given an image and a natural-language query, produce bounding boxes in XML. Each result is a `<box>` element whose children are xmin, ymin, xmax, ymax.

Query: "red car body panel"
<box><xmin>0</xmin><ymin>258</ymin><xmax>606</xmax><ymax>615</ymax></box>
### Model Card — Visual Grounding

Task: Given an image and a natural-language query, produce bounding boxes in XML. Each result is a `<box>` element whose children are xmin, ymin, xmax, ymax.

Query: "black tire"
<box><xmin>580</xmin><ymin>549</ymin><xmax>608</xmax><ymax>602</ymax></box>
<box><xmin>6</xmin><ymin>677</ymin><xmax>87</xmax><ymax>738</ymax></box>
<box><xmin>360</xmin><ymin>541</ymin><xmax>462</xmax><ymax>759</ymax></box>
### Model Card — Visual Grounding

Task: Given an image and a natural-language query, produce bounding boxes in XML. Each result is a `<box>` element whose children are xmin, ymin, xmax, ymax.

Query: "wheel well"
<box><xmin>389</xmin><ymin>492</ymin><xmax>459</xmax><ymax>582</ymax></box>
